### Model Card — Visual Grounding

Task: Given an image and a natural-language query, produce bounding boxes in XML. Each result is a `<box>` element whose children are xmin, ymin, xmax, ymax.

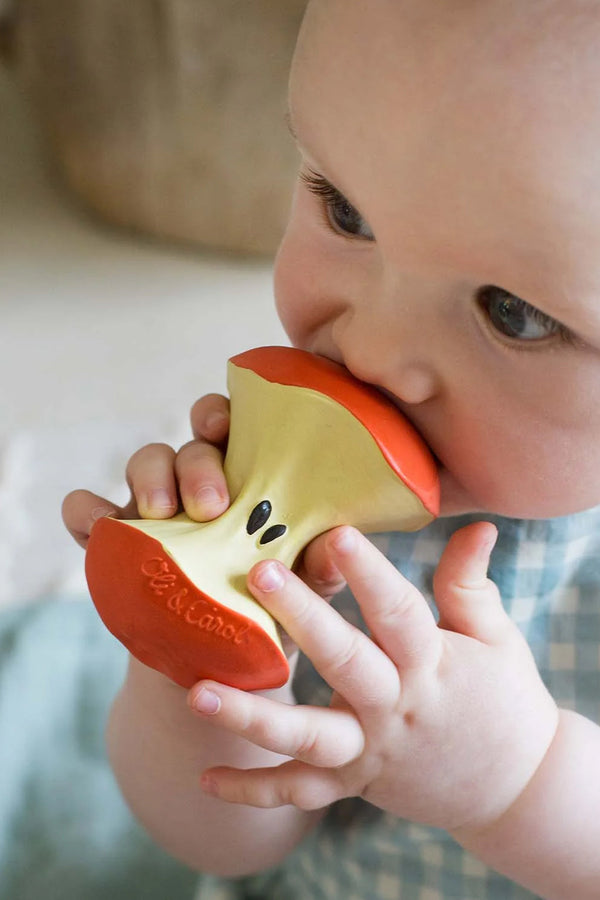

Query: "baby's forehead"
<box><xmin>298</xmin><ymin>0</ymin><xmax>600</xmax><ymax>149</ymax></box>
<box><xmin>306</xmin><ymin>0</ymin><xmax>600</xmax><ymax>69</ymax></box>
<box><xmin>296</xmin><ymin>1</ymin><xmax>600</xmax><ymax>323</ymax></box>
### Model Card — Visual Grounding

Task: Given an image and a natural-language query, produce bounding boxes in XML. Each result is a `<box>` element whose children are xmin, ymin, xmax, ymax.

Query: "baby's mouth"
<box><xmin>371</xmin><ymin>385</ymin><xmax>466</xmax><ymax>515</ymax></box>
<box><xmin>375</xmin><ymin>386</ymin><xmax>442</xmax><ymax>461</ymax></box>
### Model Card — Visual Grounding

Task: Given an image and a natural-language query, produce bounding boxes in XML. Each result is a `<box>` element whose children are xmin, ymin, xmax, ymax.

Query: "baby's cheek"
<box><xmin>273</xmin><ymin>240</ymin><xmax>304</xmax><ymax>340</ymax></box>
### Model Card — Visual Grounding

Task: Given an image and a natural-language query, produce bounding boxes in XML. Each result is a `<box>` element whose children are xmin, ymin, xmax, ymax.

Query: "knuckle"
<box><xmin>61</xmin><ymin>489</ymin><xmax>83</xmax><ymax>518</ymax></box>
<box><xmin>236</xmin><ymin>703</ymin><xmax>260</xmax><ymax>741</ymax></box>
<box><xmin>294</xmin><ymin>727</ymin><xmax>323</xmax><ymax>764</ymax></box>
<box><xmin>284</xmin><ymin>591</ymin><xmax>318</xmax><ymax>631</ymax></box>
<box><xmin>191</xmin><ymin>393</ymin><xmax>228</xmax><ymax>414</ymax></box>
<box><xmin>324</xmin><ymin>632</ymin><xmax>363</xmax><ymax>681</ymax></box>
<box><xmin>176</xmin><ymin>439</ymin><xmax>205</xmax><ymax>462</ymax></box>
<box><xmin>288</xmin><ymin>789</ymin><xmax>316</xmax><ymax>811</ymax></box>
<box><xmin>191</xmin><ymin>394</ymin><xmax>230</xmax><ymax>436</ymax></box>
<box><xmin>241</xmin><ymin>775</ymin><xmax>280</xmax><ymax>809</ymax></box>
<box><xmin>135</xmin><ymin>441</ymin><xmax>174</xmax><ymax>459</ymax></box>
<box><xmin>176</xmin><ymin>439</ymin><xmax>197</xmax><ymax>457</ymax></box>
<box><xmin>177</xmin><ymin>439</ymin><xmax>222</xmax><ymax>465</ymax></box>
<box><xmin>281</xmin><ymin>777</ymin><xmax>311</xmax><ymax>810</ymax></box>
<box><xmin>145</xmin><ymin>441</ymin><xmax>175</xmax><ymax>454</ymax></box>
<box><xmin>176</xmin><ymin>447</ymin><xmax>224</xmax><ymax>489</ymax></box>
<box><xmin>379</xmin><ymin>585</ymin><xmax>421</xmax><ymax>628</ymax></box>
<box><xmin>126</xmin><ymin>442</ymin><xmax>174</xmax><ymax>472</ymax></box>
<box><xmin>244</xmin><ymin>714</ymin><xmax>274</xmax><ymax>746</ymax></box>
<box><xmin>235</xmin><ymin>701</ymin><xmax>286</xmax><ymax>752</ymax></box>
<box><xmin>287</xmin><ymin>776</ymin><xmax>336</xmax><ymax>812</ymax></box>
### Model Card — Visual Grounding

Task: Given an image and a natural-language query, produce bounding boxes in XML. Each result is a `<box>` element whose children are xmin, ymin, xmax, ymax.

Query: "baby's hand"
<box><xmin>62</xmin><ymin>393</ymin><xmax>346</xmax><ymax>599</ymax></box>
<box><xmin>189</xmin><ymin>522</ymin><xmax>559</xmax><ymax>837</ymax></box>
<box><xmin>62</xmin><ymin>394</ymin><xmax>231</xmax><ymax>547</ymax></box>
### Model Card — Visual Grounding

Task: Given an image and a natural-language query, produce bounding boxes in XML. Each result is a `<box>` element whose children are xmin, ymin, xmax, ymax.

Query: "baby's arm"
<box><xmin>454</xmin><ymin>708</ymin><xmax>600</xmax><ymax>899</ymax></box>
<box><xmin>63</xmin><ymin>395</ymin><xmax>342</xmax><ymax>875</ymax></box>
<box><xmin>105</xmin><ymin>655</ymin><xmax>320</xmax><ymax>874</ymax></box>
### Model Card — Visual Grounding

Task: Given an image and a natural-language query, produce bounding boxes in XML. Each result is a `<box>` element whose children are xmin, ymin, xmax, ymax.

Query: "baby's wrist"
<box><xmin>450</xmin><ymin>704</ymin><xmax>562</xmax><ymax>852</ymax></box>
<box><xmin>447</xmin><ymin>710</ymin><xmax>600</xmax><ymax>898</ymax></box>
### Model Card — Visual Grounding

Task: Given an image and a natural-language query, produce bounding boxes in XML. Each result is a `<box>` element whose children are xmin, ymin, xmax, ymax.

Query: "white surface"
<box><xmin>0</xmin><ymin>66</ymin><xmax>288</xmax><ymax>607</ymax></box>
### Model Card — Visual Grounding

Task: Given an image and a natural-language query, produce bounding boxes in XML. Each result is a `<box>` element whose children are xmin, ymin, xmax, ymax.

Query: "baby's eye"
<box><xmin>300</xmin><ymin>169</ymin><xmax>374</xmax><ymax>241</ymax></box>
<box><xmin>476</xmin><ymin>285</ymin><xmax>572</xmax><ymax>343</ymax></box>
<box><xmin>326</xmin><ymin>192</ymin><xmax>374</xmax><ymax>240</ymax></box>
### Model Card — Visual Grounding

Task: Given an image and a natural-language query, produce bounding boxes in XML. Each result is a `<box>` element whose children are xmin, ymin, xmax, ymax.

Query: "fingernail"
<box><xmin>89</xmin><ymin>506</ymin><xmax>117</xmax><ymax>533</ymax></box>
<box><xmin>190</xmin><ymin>687</ymin><xmax>221</xmax><ymax>715</ymax></box>
<box><xmin>253</xmin><ymin>561</ymin><xmax>284</xmax><ymax>593</ymax></box>
<box><xmin>143</xmin><ymin>489</ymin><xmax>176</xmax><ymax>515</ymax></box>
<box><xmin>200</xmin><ymin>773</ymin><xmax>219</xmax><ymax>796</ymax></box>
<box><xmin>194</xmin><ymin>485</ymin><xmax>226</xmax><ymax>511</ymax></box>
<box><xmin>90</xmin><ymin>505</ymin><xmax>117</xmax><ymax>522</ymax></box>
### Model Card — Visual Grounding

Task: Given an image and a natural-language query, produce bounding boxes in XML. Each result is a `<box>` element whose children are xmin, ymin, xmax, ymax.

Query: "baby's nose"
<box><xmin>389</xmin><ymin>362</ymin><xmax>438</xmax><ymax>405</ymax></box>
<box><xmin>332</xmin><ymin>312</ymin><xmax>439</xmax><ymax>406</ymax></box>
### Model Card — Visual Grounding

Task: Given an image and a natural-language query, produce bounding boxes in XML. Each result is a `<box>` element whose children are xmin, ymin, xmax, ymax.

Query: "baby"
<box><xmin>63</xmin><ymin>1</ymin><xmax>600</xmax><ymax>897</ymax></box>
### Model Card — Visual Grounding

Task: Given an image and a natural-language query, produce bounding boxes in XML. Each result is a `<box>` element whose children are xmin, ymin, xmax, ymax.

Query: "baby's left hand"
<box><xmin>188</xmin><ymin>522</ymin><xmax>559</xmax><ymax>835</ymax></box>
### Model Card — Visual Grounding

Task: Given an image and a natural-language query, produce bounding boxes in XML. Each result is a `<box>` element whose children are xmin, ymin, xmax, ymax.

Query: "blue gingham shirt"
<box><xmin>195</xmin><ymin>507</ymin><xmax>600</xmax><ymax>900</ymax></box>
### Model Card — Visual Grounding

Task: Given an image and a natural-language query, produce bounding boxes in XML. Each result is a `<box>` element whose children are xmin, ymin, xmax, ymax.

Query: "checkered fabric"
<box><xmin>195</xmin><ymin>508</ymin><xmax>600</xmax><ymax>899</ymax></box>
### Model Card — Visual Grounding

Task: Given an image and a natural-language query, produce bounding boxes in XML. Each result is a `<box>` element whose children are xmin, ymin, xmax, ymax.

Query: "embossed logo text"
<box><xmin>140</xmin><ymin>557</ymin><xmax>249</xmax><ymax>644</ymax></box>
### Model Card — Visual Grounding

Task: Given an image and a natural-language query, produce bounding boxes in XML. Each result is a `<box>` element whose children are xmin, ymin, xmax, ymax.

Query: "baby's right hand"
<box><xmin>62</xmin><ymin>392</ymin><xmax>346</xmax><ymax>601</ymax></box>
<box><xmin>62</xmin><ymin>393</ymin><xmax>231</xmax><ymax>549</ymax></box>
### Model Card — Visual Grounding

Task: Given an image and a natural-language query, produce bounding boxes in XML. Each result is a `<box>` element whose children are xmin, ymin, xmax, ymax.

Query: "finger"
<box><xmin>248</xmin><ymin>559</ymin><xmax>399</xmax><ymax>715</ymax></box>
<box><xmin>433</xmin><ymin>521</ymin><xmax>511</xmax><ymax>644</ymax></box>
<box><xmin>295</xmin><ymin>531</ymin><xmax>347</xmax><ymax>599</ymax></box>
<box><xmin>201</xmin><ymin>759</ymin><xmax>345</xmax><ymax>810</ymax></box>
<box><xmin>325</xmin><ymin>527</ymin><xmax>440</xmax><ymax>671</ymax></box>
<box><xmin>190</xmin><ymin>394</ymin><xmax>230</xmax><ymax>446</ymax></box>
<box><xmin>175</xmin><ymin>440</ymin><xmax>229</xmax><ymax>520</ymax></box>
<box><xmin>125</xmin><ymin>443</ymin><xmax>179</xmax><ymax>518</ymax></box>
<box><xmin>62</xmin><ymin>489</ymin><xmax>120</xmax><ymax>548</ymax></box>
<box><xmin>188</xmin><ymin>681</ymin><xmax>364</xmax><ymax>767</ymax></box>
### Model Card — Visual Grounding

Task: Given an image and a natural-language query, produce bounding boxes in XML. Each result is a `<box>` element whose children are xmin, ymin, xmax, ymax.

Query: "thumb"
<box><xmin>433</xmin><ymin>521</ymin><xmax>512</xmax><ymax>644</ymax></box>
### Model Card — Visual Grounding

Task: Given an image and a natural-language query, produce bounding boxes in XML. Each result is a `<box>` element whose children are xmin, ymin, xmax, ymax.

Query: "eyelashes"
<box><xmin>476</xmin><ymin>285</ymin><xmax>577</xmax><ymax>347</ymax></box>
<box><xmin>300</xmin><ymin>168</ymin><xmax>375</xmax><ymax>240</ymax></box>
<box><xmin>300</xmin><ymin>168</ymin><xmax>344</xmax><ymax>204</ymax></box>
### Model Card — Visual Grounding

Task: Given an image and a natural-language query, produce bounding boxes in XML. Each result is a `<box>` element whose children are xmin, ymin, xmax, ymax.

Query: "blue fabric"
<box><xmin>0</xmin><ymin>597</ymin><xmax>198</xmax><ymax>900</ymax></box>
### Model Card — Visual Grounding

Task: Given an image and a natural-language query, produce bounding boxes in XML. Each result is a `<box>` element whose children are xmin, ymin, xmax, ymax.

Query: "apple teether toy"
<box><xmin>85</xmin><ymin>347</ymin><xmax>439</xmax><ymax>691</ymax></box>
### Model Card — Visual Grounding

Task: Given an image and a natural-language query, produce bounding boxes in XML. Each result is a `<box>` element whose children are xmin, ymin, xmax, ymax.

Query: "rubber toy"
<box><xmin>85</xmin><ymin>347</ymin><xmax>440</xmax><ymax>691</ymax></box>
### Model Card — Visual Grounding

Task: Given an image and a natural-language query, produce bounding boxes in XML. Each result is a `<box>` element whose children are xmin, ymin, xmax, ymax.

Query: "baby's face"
<box><xmin>274</xmin><ymin>0</ymin><xmax>600</xmax><ymax>518</ymax></box>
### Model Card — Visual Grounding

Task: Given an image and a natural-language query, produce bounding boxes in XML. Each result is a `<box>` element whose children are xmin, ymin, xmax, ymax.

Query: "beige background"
<box><xmin>0</xmin><ymin>65</ymin><xmax>288</xmax><ymax>609</ymax></box>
